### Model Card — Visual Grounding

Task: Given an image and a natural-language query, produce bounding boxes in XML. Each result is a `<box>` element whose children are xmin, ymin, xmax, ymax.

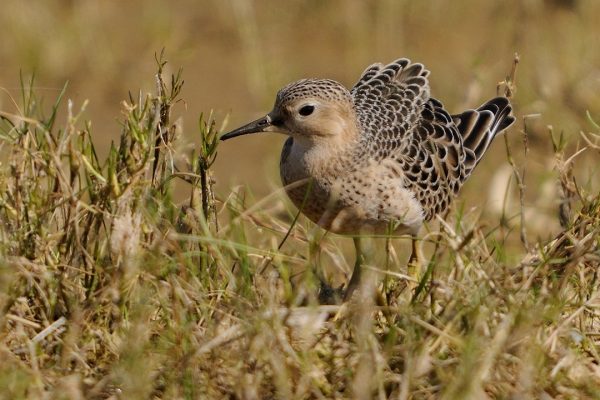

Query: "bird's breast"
<box><xmin>279</xmin><ymin>139</ymin><xmax>424</xmax><ymax>235</ymax></box>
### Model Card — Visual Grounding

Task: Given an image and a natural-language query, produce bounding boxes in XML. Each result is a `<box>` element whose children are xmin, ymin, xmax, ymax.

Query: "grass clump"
<box><xmin>1</xmin><ymin>58</ymin><xmax>600</xmax><ymax>399</ymax></box>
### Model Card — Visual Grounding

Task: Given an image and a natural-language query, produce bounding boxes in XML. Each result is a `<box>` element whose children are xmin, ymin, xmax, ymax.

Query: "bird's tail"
<box><xmin>452</xmin><ymin>97</ymin><xmax>515</xmax><ymax>171</ymax></box>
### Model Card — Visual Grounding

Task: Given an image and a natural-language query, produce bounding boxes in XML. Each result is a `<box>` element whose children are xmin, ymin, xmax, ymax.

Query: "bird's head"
<box><xmin>220</xmin><ymin>79</ymin><xmax>358</xmax><ymax>145</ymax></box>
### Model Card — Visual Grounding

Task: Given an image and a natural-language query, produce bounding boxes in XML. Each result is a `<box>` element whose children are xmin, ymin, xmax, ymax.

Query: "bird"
<box><xmin>220</xmin><ymin>58</ymin><xmax>515</xmax><ymax>301</ymax></box>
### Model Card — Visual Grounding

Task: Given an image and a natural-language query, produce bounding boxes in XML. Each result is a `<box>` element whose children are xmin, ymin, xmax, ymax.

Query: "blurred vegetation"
<box><xmin>1</xmin><ymin>0</ymin><xmax>599</xmax><ymax>202</ymax></box>
<box><xmin>1</xmin><ymin>0</ymin><xmax>600</xmax><ymax>398</ymax></box>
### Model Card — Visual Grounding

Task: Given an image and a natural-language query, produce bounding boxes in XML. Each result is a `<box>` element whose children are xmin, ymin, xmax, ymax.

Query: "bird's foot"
<box><xmin>318</xmin><ymin>280</ymin><xmax>344</xmax><ymax>305</ymax></box>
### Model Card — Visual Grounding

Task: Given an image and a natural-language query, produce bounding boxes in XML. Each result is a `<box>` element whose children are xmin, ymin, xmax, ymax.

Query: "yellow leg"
<box><xmin>344</xmin><ymin>237</ymin><xmax>364</xmax><ymax>301</ymax></box>
<box><xmin>408</xmin><ymin>237</ymin><xmax>423</xmax><ymax>286</ymax></box>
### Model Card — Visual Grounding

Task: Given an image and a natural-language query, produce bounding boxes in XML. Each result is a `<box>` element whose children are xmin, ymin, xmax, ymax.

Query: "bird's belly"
<box><xmin>281</xmin><ymin>162</ymin><xmax>425</xmax><ymax>236</ymax></box>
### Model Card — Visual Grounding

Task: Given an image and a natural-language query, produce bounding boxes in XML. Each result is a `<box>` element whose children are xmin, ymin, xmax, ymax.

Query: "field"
<box><xmin>1</xmin><ymin>1</ymin><xmax>600</xmax><ymax>398</ymax></box>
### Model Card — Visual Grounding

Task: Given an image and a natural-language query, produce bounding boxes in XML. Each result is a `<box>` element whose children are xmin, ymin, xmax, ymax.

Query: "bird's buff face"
<box><xmin>220</xmin><ymin>80</ymin><xmax>359</xmax><ymax>146</ymax></box>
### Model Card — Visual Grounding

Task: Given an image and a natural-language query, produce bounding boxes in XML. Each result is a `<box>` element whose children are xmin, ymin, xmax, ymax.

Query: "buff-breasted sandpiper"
<box><xmin>221</xmin><ymin>58</ymin><xmax>515</xmax><ymax>300</ymax></box>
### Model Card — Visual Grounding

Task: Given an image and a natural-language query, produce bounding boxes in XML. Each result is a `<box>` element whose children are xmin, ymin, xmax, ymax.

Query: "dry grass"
<box><xmin>1</xmin><ymin>51</ymin><xmax>600</xmax><ymax>399</ymax></box>
<box><xmin>1</xmin><ymin>1</ymin><xmax>600</xmax><ymax>398</ymax></box>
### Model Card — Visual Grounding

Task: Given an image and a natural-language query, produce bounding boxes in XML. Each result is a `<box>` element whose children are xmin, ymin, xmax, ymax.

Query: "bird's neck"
<box><xmin>286</xmin><ymin>135</ymin><xmax>357</xmax><ymax>182</ymax></box>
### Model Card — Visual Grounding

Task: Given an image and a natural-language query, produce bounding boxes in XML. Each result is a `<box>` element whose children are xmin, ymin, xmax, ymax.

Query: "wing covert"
<box><xmin>351</xmin><ymin>59</ymin><xmax>470</xmax><ymax>219</ymax></box>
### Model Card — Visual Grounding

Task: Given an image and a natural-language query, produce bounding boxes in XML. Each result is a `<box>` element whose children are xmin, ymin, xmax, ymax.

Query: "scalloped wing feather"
<box><xmin>351</xmin><ymin>59</ymin><xmax>514</xmax><ymax>220</ymax></box>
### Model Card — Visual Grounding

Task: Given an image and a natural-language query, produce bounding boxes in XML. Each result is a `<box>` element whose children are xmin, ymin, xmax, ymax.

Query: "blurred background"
<box><xmin>1</xmin><ymin>0</ymin><xmax>599</xmax><ymax>240</ymax></box>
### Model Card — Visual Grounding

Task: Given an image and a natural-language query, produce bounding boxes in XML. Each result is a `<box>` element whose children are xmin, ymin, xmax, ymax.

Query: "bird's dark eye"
<box><xmin>299</xmin><ymin>105</ymin><xmax>315</xmax><ymax>116</ymax></box>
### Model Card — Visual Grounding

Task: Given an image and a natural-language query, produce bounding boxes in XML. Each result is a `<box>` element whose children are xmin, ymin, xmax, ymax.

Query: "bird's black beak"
<box><xmin>220</xmin><ymin>115</ymin><xmax>272</xmax><ymax>141</ymax></box>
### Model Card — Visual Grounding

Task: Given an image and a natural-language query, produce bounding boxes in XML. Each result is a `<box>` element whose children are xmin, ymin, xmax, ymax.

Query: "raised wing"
<box><xmin>351</xmin><ymin>59</ymin><xmax>470</xmax><ymax>219</ymax></box>
<box><xmin>351</xmin><ymin>59</ymin><xmax>430</xmax><ymax>158</ymax></box>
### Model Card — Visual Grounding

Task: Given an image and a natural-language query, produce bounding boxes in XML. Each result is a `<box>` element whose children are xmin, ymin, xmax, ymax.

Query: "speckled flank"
<box><xmin>237</xmin><ymin>58</ymin><xmax>515</xmax><ymax>236</ymax></box>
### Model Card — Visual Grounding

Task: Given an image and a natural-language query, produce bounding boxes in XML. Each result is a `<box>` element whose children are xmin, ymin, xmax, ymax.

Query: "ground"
<box><xmin>1</xmin><ymin>1</ymin><xmax>600</xmax><ymax>399</ymax></box>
